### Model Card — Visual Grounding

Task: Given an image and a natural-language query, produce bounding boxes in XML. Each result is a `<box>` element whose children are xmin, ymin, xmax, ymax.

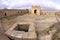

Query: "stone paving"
<box><xmin>0</xmin><ymin>20</ymin><xmax>10</xmax><ymax>40</ymax></box>
<box><xmin>1</xmin><ymin>15</ymin><xmax>59</xmax><ymax>40</ymax></box>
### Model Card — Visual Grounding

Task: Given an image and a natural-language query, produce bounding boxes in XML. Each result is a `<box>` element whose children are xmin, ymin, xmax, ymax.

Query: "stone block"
<box><xmin>28</xmin><ymin>32</ymin><xmax>37</xmax><ymax>40</ymax></box>
<box><xmin>14</xmin><ymin>34</ymin><xmax>23</xmax><ymax>40</ymax></box>
<box><xmin>29</xmin><ymin>27</ymin><xmax>35</xmax><ymax>32</ymax></box>
<box><xmin>39</xmin><ymin>35</ymin><xmax>52</xmax><ymax>40</ymax></box>
<box><xmin>22</xmin><ymin>33</ymin><xmax>28</xmax><ymax>40</ymax></box>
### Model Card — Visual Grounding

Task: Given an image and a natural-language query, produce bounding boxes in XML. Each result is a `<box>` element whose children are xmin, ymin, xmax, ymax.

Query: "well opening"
<box><xmin>14</xmin><ymin>24</ymin><xmax>30</xmax><ymax>32</ymax></box>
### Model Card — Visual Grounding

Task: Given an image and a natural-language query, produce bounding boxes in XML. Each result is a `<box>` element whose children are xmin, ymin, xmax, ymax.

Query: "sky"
<box><xmin>0</xmin><ymin>0</ymin><xmax>60</xmax><ymax>10</ymax></box>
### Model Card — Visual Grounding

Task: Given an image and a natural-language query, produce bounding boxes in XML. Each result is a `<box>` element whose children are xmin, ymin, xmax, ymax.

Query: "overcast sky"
<box><xmin>0</xmin><ymin>0</ymin><xmax>60</xmax><ymax>10</ymax></box>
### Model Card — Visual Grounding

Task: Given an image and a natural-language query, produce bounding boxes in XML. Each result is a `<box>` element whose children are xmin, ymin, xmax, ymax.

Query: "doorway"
<box><xmin>34</xmin><ymin>9</ymin><xmax>37</xmax><ymax>14</ymax></box>
<box><xmin>5</xmin><ymin>13</ymin><xmax>7</xmax><ymax>16</ymax></box>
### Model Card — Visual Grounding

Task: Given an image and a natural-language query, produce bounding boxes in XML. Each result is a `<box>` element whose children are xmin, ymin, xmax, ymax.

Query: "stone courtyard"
<box><xmin>0</xmin><ymin>5</ymin><xmax>60</xmax><ymax>40</ymax></box>
<box><xmin>1</xmin><ymin>14</ymin><xmax>59</xmax><ymax>40</ymax></box>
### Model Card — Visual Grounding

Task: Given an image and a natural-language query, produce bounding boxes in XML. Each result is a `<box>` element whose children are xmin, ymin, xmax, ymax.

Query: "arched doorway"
<box><xmin>5</xmin><ymin>13</ymin><xmax>7</xmax><ymax>16</ymax></box>
<box><xmin>34</xmin><ymin>9</ymin><xmax>37</xmax><ymax>14</ymax></box>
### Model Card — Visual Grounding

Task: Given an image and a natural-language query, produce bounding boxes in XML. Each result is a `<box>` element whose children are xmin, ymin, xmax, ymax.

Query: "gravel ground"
<box><xmin>0</xmin><ymin>20</ymin><xmax>10</xmax><ymax>40</ymax></box>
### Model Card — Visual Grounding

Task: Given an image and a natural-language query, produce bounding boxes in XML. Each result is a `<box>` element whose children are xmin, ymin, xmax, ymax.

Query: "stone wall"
<box><xmin>18</xmin><ymin>9</ymin><xmax>29</xmax><ymax>15</ymax></box>
<box><xmin>3</xmin><ymin>9</ymin><xmax>18</xmax><ymax>17</ymax></box>
<box><xmin>0</xmin><ymin>6</ymin><xmax>59</xmax><ymax>18</ymax></box>
<box><xmin>0</xmin><ymin>10</ymin><xmax>3</xmax><ymax>18</ymax></box>
<box><xmin>30</xmin><ymin>6</ymin><xmax>41</xmax><ymax>16</ymax></box>
<box><xmin>55</xmin><ymin>12</ymin><xmax>60</xmax><ymax>16</ymax></box>
<box><xmin>0</xmin><ymin>9</ymin><xmax>29</xmax><ymax>18</ymax></box>
<box><xmin>30</xmin><ymin>6</ymin><xmax>57</xmax><ymax>16</ymax></box>
<box><xmin>41</xmin><ymin>11</ymin><xmax>56</xmax><ymax>16</ymax></box>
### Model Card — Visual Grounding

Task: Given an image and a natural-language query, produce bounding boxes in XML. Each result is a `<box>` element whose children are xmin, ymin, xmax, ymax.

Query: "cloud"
<box><xmin>40</xmin><ymin>0</ymin><xmax>60</xmax><ymax>10</ymax></box>
<box><xmin>0</xmin><ymin>0</ymin><xmax>60</xmax><ymax>10</ymax></box>
<box><xmin>0</xmin><ymin>0</ymin><xmax>33</xmax><ymax>9</ymax></box>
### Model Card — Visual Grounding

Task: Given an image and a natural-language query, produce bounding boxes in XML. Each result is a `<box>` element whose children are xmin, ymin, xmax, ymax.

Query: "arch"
<box><xmin>34</xmin><ymin>9</ymin><xmax>37</xmax><ymax>14</ymax></box>
<box><xmin>4</xmin><ymin>13</ymin><xmax>7</xmax><ymax>16</ymax></box>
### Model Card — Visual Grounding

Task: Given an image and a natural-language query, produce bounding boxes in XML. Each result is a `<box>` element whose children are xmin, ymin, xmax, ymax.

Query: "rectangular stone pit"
<box><xmin>14</xmin><ymin>24</ymin><xmax>30</xmax><ymax>32</ymax></box>
<box><xmin>5</xmin><ymin>22</ymin><xmax>37</xmax><ymax>40</ymax></box>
